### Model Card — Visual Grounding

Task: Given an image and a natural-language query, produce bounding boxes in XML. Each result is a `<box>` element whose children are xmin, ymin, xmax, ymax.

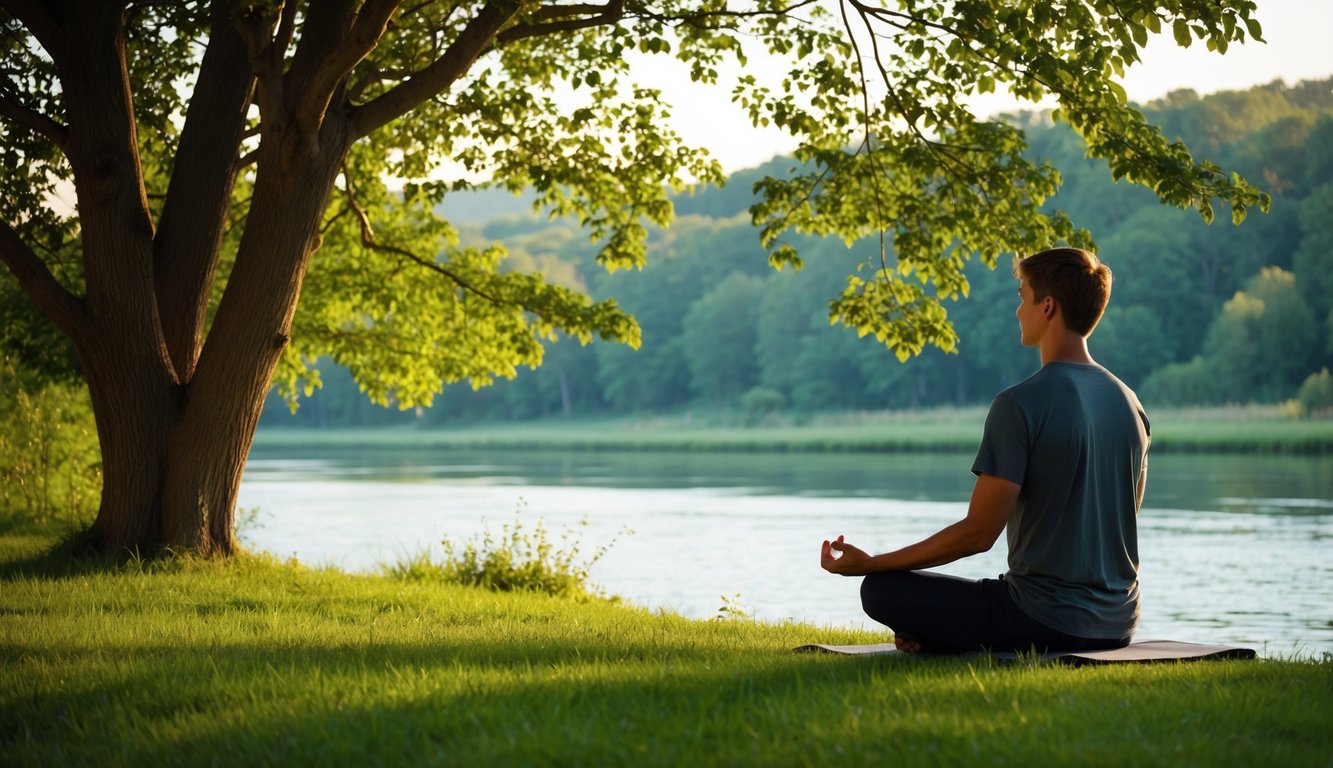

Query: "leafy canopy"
<box><xmin>1</xmin><ymin>0</ymin><xmax>1270</xmax><ymax>406</ymax></box>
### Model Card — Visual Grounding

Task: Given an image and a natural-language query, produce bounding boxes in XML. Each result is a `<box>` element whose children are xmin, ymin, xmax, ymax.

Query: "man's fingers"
<box><xmin>822</xmin><ymin>535</ymin><xmax>854</xmax><ymax>573</ymax></box>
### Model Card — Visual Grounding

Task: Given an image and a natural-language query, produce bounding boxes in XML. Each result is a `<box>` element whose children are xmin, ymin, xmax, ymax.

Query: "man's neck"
<box><xmin>1040</xmin><ymin>332</ymin><xmax>1094</xmax><ymax>367</ymax></box>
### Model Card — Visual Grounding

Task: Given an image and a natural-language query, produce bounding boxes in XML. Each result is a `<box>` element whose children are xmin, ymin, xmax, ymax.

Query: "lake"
<box><xmin>238</xmin><ymin>445</ymin><xmax>1332</xmax><ymax>657</ymax></box>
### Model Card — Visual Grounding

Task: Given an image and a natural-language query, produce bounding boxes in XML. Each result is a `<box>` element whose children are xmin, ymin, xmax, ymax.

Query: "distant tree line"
<box><xmin>261</xmin><ymin>78</ymin><xmax>1333</xmax><ymax>429</ymax></box>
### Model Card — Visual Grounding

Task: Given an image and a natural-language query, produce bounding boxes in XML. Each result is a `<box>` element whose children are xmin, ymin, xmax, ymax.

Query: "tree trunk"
<box><xmin>164</xmin><ymin>138</ymin><xmax>347</xmax><ymax>555</ymax></box>
<box><xmin>81</xmin><ymin>128</ymin><xmax>349</xmax><ymax>556</ymax></box>
<box><xmin>7</xmin><ymin>0</ymin><xmax>471</xmax><ymax>557</ymax></box>
<box><xmin>50</xmin><ymin>0</ymin><xmax>180</xmax><ymax>555</ymax></box>
<box><xmin>78</xmin><ymin>302</ymin><xmax>179</xmax><ymax>553</ymax></box>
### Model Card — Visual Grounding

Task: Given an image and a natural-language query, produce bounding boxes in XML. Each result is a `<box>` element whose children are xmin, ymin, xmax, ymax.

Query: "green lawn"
<box><xmin>2</xmin><ymin>533</ymin><xmax>1330</xmax><ymax>767</ymax></box>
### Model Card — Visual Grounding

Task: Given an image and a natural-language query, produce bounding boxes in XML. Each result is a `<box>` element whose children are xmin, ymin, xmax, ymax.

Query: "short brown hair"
<box><xmin>1014</xmin><ymin>248</ymin><xmax>1112</xmax><ymax>337</ymax></box>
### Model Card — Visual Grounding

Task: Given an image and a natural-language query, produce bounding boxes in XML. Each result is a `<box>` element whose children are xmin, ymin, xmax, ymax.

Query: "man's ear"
<box><xmin>1043</xmin><ymin>297</ymin><xmax>1055</xmax><ymax>319</ymax></box>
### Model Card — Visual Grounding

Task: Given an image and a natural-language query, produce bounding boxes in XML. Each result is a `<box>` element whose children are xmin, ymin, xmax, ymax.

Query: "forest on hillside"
<box><xmin>262</xmin><ymin>78</ymin><xmax>1333</xmax><ymax>428</ymax></box>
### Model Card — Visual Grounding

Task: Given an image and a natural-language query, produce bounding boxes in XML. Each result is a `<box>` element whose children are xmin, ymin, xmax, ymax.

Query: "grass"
<box><xmin>2</xmin><ymin>533</ymin><xmax>1331</xmax><ymax>767</ymax></box>
<box><xmin>254</xmin><ymin>404</ymin><xmax>1333</xmax><ymax>455</ymax></box>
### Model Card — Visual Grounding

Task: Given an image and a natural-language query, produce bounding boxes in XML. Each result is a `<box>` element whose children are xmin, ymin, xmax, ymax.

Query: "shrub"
<box><xmin>1141</xmin><ymin>356</ymin><xmax>1220</xmax><ymax>406</ymax></box>
<box><xmin>385</xmin><ymin>505</ymin><xmax>628</xmax><ymax>599</ymax></box>
<box><xmin>740</xmin><ymin>386</ymin><xmax>786</xmax><ymax>426</ymax></box>
<box><xmin>1297</xmin><ymin>368</ymin><xmax>1333</xmax><ymax>417</ymax></box>
<box><xmin>0</xmin><ymin>356</ymin><xmax>101</xmax><ymax>533</ymax></box>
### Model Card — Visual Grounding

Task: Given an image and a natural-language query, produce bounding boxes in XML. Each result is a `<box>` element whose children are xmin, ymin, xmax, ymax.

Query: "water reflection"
<box><xmin>240</xmin><ymin>446</ymin><xmax>1331</xmax><ymax>657</ymax></box>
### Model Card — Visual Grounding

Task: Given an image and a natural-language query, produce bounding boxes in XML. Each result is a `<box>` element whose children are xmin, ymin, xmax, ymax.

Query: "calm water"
<box><xmin>238</xmin><ymin>446</ymin><xmax>1332</xmax><ymax>657</ymax></box>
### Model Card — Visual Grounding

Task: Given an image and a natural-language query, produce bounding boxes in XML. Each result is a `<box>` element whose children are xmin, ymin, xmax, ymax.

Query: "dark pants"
<box><xmin>860</xmin><ymin>570</ymin><xmax>1131</xmax><ymax>655</ymax></box>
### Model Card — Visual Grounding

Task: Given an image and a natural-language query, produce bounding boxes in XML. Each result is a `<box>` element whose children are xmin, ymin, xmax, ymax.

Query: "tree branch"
<box><xmin>757</xmin><ymin>160</ymin><xmax>835</xmax><ymax>261</ymax></box>
<box><xmin>848</xmin><ymin>0</ymin><xmax>954</xmax><ymax>37</ymax></box>
<box><xmin>351</xmin><ymin>0</ymin><xmax>522</xmax><ymax>139</ymax></box>
<box><xmin>0</xmin><ymin>220</ymin><xmax>87</xmax><ymax>341</ymax></box>
<box><xmin>303</xmin><ymin>325</ymin><xmax>484</xmax><ymax>368</ymax></box>
<box><xmin>0</xmin><ymin>91</ymin><xmax>69</xmax><ymax>149</ymax></box>
<box><xmin>847</xmin><ymin>0</ymin><xmax>1172</xmax><ymax>194</ymax></box>
<box><xmin>627</xmin><ymin>0</ymin><xmax>822</xmax><ymax>28</ymax></box>
<box><xmin>153</xmin><ymin>2</ymin><xmax>258</xmax><ymax>380</ymax></box>
<box><xmin>295</xmin><ymin>0</ymin><xmax>401</xmax><ymax>142</ymax></box>
<box><xmin>234</xmin><ymin>6</ymin><xmax>288</xmax><ymax>135</ymax></box>
<box><xmin>235</xmin><ymin>148</ymin><xmax>259</xmax><ymax>170</ymax></box>
<box><xmin>274</xmin><ymin>0</ymin><xmax>299</xmax><ymax>54</ymax></box>
<box><xmin>839</xmin><ymin>0</ymin><xmax>890</xmax><ymax>276</ymax></box>
<box><xmin>495</xmin><ymin>0</ymin><xmax>624</xmax><ymax>45</ymax></box>
<box><xmin>1</xmin><ymin>0</ymin><xmax>61</xmax><ymax>60</ymax></box>
<box><xmin>340</xmin><ymin>168</ymin><xmax>514</xmax><ymax>308</ymax></box>
<box><xmin>352</xmin><ymin>0</ymin><xmax>825</xmax><ymax>139</ymax></box>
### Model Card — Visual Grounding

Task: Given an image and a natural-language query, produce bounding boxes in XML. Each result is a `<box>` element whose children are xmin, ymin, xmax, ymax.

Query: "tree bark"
<box><xmin>5</xmin><ymin>0</ymin><xmax>523</xmax><ymax>557</ymax></box>
<box><xmin>41</xmin><ymin>0</ymin><xmax>177</xmax><ymax>554</ymax></box>
<box><xmin>153</xmin><ymin>6</ymin><xmax>255</xmax><ymax>382</ymax></box>
<box><xmin>27</xmin><ymin>0</ymin><xmax>357</xmax><ymax>556</ymax></box>
<box><xmin>156</xmin><ymin>130</ymin><xmax>350</xmax><ymax>555</ymax></box>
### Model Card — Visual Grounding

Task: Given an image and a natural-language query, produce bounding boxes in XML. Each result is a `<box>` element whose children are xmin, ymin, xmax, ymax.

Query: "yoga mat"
<box><xmin>794</xmin><ymin>639</ymin><xmax>1256</xmax><ymax>665</ymax></box>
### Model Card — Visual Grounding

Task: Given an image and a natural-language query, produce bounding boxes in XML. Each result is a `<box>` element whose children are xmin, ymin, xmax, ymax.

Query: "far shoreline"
<box><xmin>254</xmin><ymin>405</ymin><xmax>1333</xmax><ymax>456</ymax></box>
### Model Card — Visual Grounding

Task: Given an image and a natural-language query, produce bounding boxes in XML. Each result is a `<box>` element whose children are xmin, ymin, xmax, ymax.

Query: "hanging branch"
<box><xmin>838</xmin><ymin>0</ymin><xmax>891</xmax><ymax>278</ymax></box>
<box><xmin>0</xmin><ymin>219</ymin><xmax>87</xmax><ymax>340</ymax></box>
<box><xmin>496</xmin><ymin>0</ymin><xmax>626</xmax><ymax>44</ymax></box>
<box><xmin>339</xmin><ymin>167</ymin><xmax>513</xmax><ymax>308</ymax></box>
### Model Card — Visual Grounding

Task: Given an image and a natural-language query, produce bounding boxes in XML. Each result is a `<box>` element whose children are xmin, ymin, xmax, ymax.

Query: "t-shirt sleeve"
<box><xmin>971</xmin><ymin>393</ymin><xmax>1029</xmax><ymax>485</ymax></box>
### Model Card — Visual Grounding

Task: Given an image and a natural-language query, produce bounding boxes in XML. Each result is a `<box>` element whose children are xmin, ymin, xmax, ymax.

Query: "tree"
<box><xmin>1199</xmin><ymin>267</ymin><xmax>1316</xmax><ymax>403</ymax></box>
<box><xmin>1</xmin><ymin>1</ymin><xmax>1270</xmax><ymax>556</ymax></box>
<box><xmin>1243</xmin><ymin>266</ymin><xmax>1319</xmax><ymax>398</ymax></box>
<box><xmin>1327</xmin><ymin>314</ymin><xmax>1333</xmax><ymax>367</ymax></box>
<box><xmin>593</xmin><ymin>220</ymin><xmax>733</xmax><ymax>412</ymax></box>
<box><xmin>1096</xmin><ymin>208</ymin><xmax>1202</xmax><ymax>362</ymax></box>
<box><xmin>755</xmin><ymin>233</ymin><xmax>861</xmax><ymax>400</ymax></box>
<box><xmin>681</xmin><ymin>272</ymin><xmax>763</xmax><ymax>404</ymax></box>
<box><xmin>1141</xmin><ymin>354</ymin><xmax>1217</xmax><ymax>406</ymax></box>
<box><xmin>755</xmin><ymin>269</ymin><xmax>815</xmax><ymax>400</ymax></box>
<box><xmin>1094</xmin><ymin>304</ymin><xmax>1171</xmax><ymax>390</ymax></box>
<box><xmin>790</xmin><ymin>325</ymin><xmax>860</xmax><ymax>411</ymax></box>
<box><xmin>950</xmin><ymin>256</ymin><xmax>1045</xmax><ymax>394</ymax></box>
<box><xmin>1293</xmin><ymin>183</ymin><xmax>1333</xmax><ymax>326</ymax></box>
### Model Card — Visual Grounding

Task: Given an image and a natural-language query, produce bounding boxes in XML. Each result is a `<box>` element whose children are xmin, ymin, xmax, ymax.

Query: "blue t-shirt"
<box><xmin>972</xmin><ymin>362</ymin><xmax>1151</xmax><ymax>639</ymax></box>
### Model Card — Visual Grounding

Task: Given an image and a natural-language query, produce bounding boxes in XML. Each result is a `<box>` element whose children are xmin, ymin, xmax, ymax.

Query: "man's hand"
<box><xmin>820</xmin><ymin>535</ymin><xmax>874</xmax><ymax>575</ymax></box>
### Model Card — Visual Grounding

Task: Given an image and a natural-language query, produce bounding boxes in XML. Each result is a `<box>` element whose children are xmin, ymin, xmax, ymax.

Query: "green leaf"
<box><xmin>1173</xmin><ymin>18</ymin><xmax>1192</xmax><ymax>47</ymax></box>
<box><xmin>1243</xmin><ymin>17</ymin><xmax>1264</xmax><ymax>42</ymax></box>
<box><xmin>1131</xmin><ymin>23</ymin><xmax>1147</xmax><ymax>48</ymax></box>
<box><xmin>1231</xmin><ymin>203</ymin><xmax>1247</xmax><ymax>226</ymax></box>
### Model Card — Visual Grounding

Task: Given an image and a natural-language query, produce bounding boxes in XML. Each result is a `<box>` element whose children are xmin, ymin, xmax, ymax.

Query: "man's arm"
<box><xmin>1136</xmin><ymin>462</ymin><xmax>1148</xmax><ymax>511</ymax></box>
<box><xmin>821</xmin><ymin>473</ymin><xmax>1020</xmax><ymax>576</ymax></box>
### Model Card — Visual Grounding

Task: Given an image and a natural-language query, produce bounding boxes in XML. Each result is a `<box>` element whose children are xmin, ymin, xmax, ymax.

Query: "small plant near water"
<box><xmin>384</xmin><ymin>502</ymin><xmax>629</xmax><ymax>599</ymax></box>
<box><xmin>713</xmin><ymin>592</ymin><xmax>750</xmax><ymax>621</ymax></box>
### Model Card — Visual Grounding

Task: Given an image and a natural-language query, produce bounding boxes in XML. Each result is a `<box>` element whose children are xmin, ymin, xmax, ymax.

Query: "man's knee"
<box><xmin>860</xmin><ymin>571</ymin><xmax>912</xmax><ymax>624</ymax></box>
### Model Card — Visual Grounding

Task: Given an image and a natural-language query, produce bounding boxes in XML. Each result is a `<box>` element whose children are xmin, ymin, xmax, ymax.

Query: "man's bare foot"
<box><xmin>894</xmin><ymin>635</ymin><xmax>922</xmax><ymax>653</ymax></box>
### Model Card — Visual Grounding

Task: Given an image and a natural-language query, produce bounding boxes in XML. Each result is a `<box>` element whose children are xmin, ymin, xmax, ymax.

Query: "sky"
<box><xmin>644</xmin><ymin>0</ymin><xmax>1333</xmax><ymax>173</ymax></box>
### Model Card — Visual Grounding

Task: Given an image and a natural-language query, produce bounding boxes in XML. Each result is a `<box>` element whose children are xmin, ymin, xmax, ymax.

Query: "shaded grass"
<box><xmin>2</xmin><ymin>534</ymin><xmax>1330</xmax><ymax>767</ymax></box>
<box><xmin>254</xmin><ymin>405</ymin><xmax>1333</xmax><ymax>455</ymax></box>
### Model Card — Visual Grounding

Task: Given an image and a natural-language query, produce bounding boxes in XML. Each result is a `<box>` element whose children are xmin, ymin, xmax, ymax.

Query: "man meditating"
<box><xmin>821</xmin><ymin>247</ymin><xmax>1150</xmax><ymax>654</ymax></box>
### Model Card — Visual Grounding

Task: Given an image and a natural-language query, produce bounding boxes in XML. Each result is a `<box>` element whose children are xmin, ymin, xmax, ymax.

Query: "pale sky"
<box><xmin>645</xmin><ymin>0</ymin><xmax>1333</xmax><ymax>173</ymax></box>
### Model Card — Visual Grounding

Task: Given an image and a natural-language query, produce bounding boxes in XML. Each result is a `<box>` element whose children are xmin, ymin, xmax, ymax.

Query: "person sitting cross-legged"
<box><xmin>821</xmin><ymin>247</ymin><xmax>1150</xmax><ymax>654</ymax></box>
